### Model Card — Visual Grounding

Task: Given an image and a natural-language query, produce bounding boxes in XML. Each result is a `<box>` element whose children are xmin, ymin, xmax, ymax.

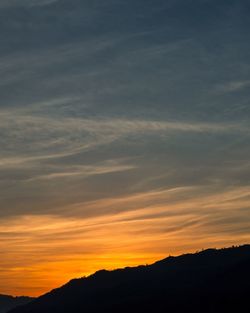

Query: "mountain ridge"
<box><xmin>0</xmin><ymin>295</ymin><xmax>34</xmax><ymax>313</ymax></box>
<box><xmin>8</xmin><ymin>245</ymin><xmax>250</xmax><ymax>313</ymax></box>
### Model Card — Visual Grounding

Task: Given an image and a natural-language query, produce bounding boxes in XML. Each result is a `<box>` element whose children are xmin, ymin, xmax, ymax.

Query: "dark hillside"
<box><xmin>0</xmin><ymin>295</ymin><xmax>34</xmax><ymax>313</ymax></box>
<box><xmin>8</xmin><ymin>245</ymin><xmax>250</xmax><ymax>313</ymax></box>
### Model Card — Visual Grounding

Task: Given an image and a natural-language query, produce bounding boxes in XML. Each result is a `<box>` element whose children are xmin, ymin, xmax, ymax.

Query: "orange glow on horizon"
<box><xmin>1</xmin><ymin>186</ymin><xmax>250</xmax><ymax>297</ymax></box>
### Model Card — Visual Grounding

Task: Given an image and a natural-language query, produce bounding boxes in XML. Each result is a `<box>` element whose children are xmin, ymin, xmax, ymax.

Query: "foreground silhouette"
<box><xmin>8</xmin><ymin>245</ymin><xmax>250</xmax><ymax>313</ymax></box>
<box><xmin>0</xmin><ymin>295</ymin><xmax>33</xmax><ymax>313</ymax></box>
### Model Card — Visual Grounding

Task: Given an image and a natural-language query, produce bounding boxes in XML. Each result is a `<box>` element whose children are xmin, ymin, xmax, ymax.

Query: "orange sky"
<box><xmin>1</xmin><ymin>186</ymin><xmax>249</xmax><ymax>297</ymax></box>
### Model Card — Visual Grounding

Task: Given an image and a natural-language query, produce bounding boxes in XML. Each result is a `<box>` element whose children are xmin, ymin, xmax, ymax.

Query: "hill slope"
<box><xmin>0</xmin><ymin>295</ymin><xmax>34</xmax><ymax>313</ymax></box>
<box><xmin>8</xmin><ymin>245</ymin><xmax>250</xmax><ymax>313</ymax></box>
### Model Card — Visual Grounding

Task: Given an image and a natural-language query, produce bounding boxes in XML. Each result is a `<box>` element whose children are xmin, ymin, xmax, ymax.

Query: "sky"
<box><xmin>0</xmin><ymin>0</ymin><xmax>250</xmax><ymax>297</ymax></box>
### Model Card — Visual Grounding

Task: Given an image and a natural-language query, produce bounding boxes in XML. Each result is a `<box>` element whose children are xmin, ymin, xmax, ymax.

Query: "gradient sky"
<box><xmin>0</xmin><ymin>0</ymin><xmax>250</xmax><ymax>297</ymax></box>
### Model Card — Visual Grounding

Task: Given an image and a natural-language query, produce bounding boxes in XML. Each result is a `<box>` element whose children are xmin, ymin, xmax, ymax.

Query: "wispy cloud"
<box><xmin>26</xmin><ymin>160</ymin><xmax>136</xmax><ymax>182</ymax></box>
<box><xmin>0</xmin><ymin>109</ymin><xmax>248</xmax><ymax>167</ymax></box>
<box><xmin>216</xmin><ymin>80</ymin><xmax>250</xmax><ymax>93</ymax></box>
<box><xmin>0</xmin><ymin>0</ymin><xmax>59</xmax><ymax>8</ymax></box>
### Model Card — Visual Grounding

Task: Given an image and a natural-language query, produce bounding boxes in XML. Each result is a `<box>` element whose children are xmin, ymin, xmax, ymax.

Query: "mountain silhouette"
<box><xmin>0</xmin><ymin>295</ymin><xmax>34</xmax><ymax>313</ymax></box>
<box><xmin>8</xmin><ymin>245</ymin><xmax>250</xmax><ymax>313</ymax></box>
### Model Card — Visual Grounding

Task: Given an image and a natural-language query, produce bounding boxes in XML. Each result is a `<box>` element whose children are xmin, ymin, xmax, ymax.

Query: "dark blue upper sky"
<box><xmin>0</xmin><ymin>0</ymin><xmax>250</xmax><ymax>212</ymax></box>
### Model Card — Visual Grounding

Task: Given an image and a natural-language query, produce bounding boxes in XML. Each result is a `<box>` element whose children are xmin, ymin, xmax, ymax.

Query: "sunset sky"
<box><xmin>0</xmin><ymin>0</ymin><xmax>250</xmax><ymax>297</ymax></box>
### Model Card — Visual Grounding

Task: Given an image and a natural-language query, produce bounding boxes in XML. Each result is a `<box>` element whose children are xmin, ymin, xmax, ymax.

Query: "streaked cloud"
<box><xmin>0</xmin><ymin>109</ymin><xmax>248</xmax><ymax>166</ymax></box>
<box><xmin>216</xmin><ymin>80</ymin><xmax>250</xmax><ymax>93</ymax></box>
<box><xmin>0</xmin><ymin>0</ymin><xmax>58</xmax><ymax>8</ymax></box>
